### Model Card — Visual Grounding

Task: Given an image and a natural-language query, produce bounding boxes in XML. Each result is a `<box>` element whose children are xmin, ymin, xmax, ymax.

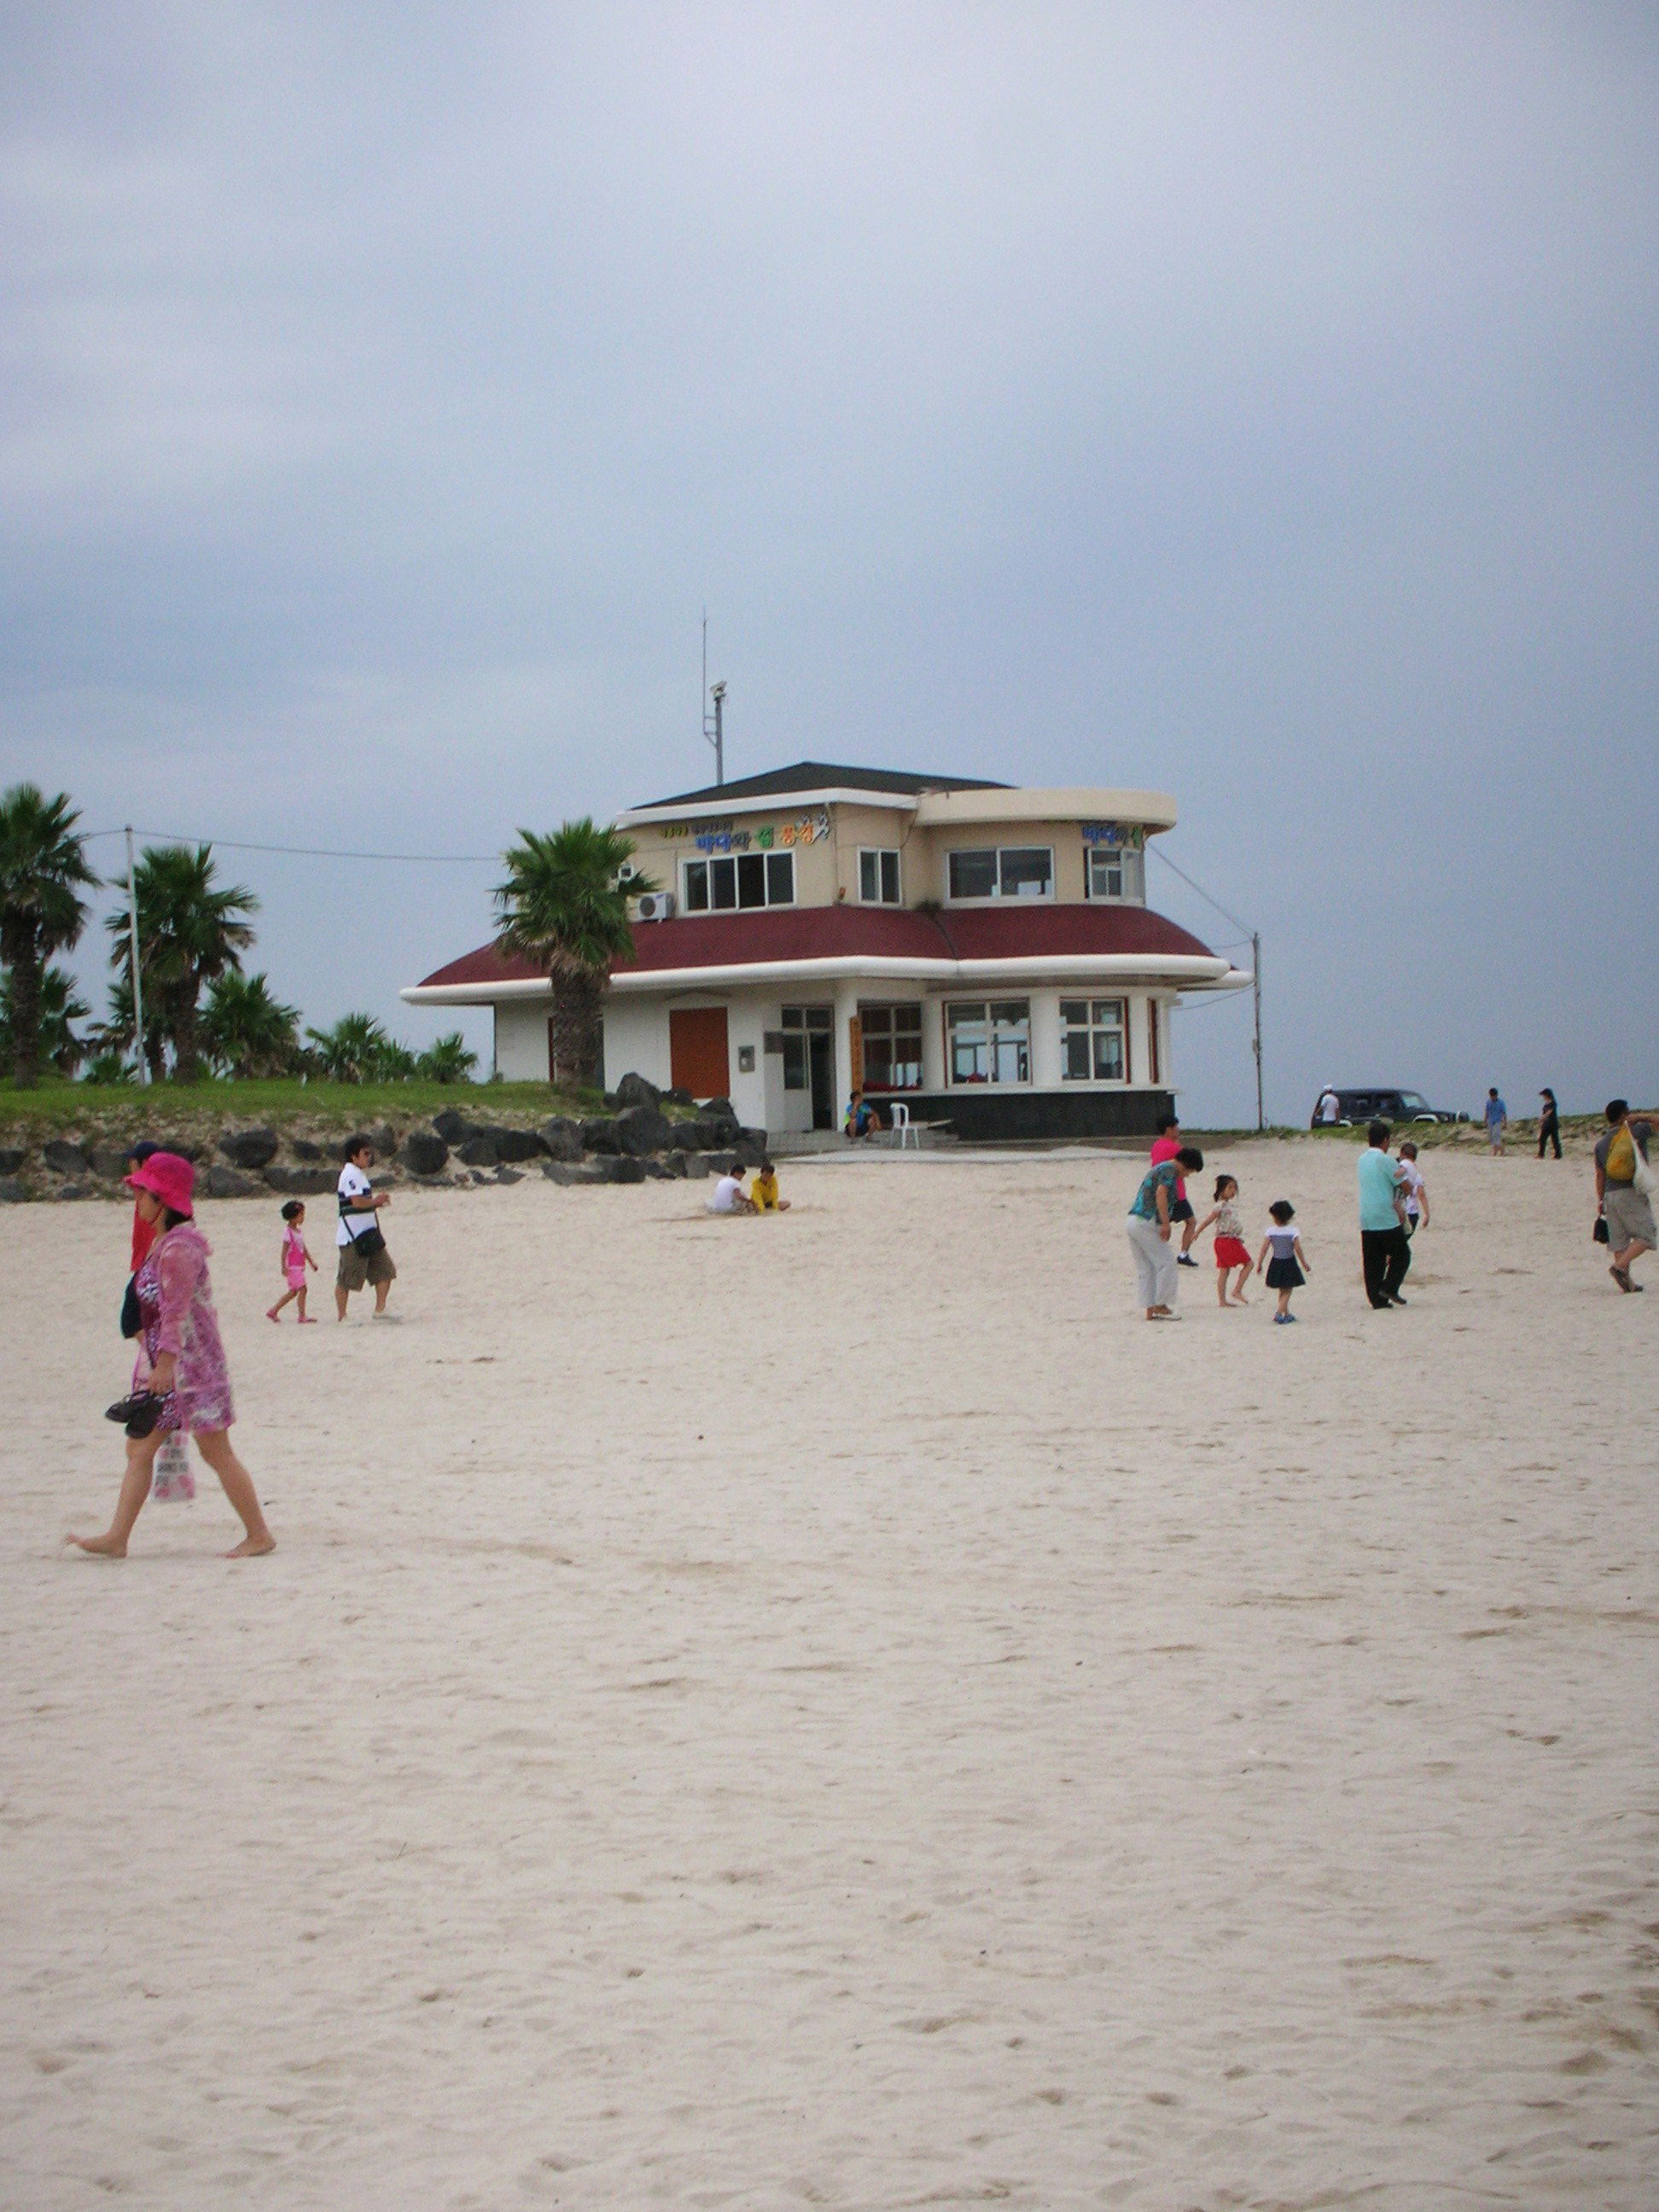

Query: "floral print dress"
<box><xmin>135</xmin><ymin>1222</ymin><xmax>236</xmax><ymax>1435</ymax></box>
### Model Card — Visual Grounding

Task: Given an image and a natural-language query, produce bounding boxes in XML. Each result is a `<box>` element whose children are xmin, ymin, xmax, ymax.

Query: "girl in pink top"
<box><xmin>70</xmin><ymin>1153</ymin><xmax>274</xmax><ymax>1560</ymax></box>
<box><xmin>267</xmin><ymin>1199</ymin><xmax>318</xmax><ymax>1324</ymax></box>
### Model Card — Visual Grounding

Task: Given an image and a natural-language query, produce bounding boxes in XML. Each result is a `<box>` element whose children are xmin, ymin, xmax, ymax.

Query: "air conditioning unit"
<box><xmin>631</xmin><ymin>891</ymin><xmax>677</xmax><ymax>922</ymax></box>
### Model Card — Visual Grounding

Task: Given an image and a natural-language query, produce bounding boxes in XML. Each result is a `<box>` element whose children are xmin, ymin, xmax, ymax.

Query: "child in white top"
<box><xmin>1396</xmin><ymin>1142</ymin><xmax>1429</xmax><ymax>1236</ymax></box>
<box><xmin>1255</xmin><ymin>1200</ymin><xmax>1311</xmax><ymax>1324</ymax></box>
<box><xmin>1192</xmin><ymin>1173</ymin><xmax>1254</xmax><ymax>1307</ymax></box>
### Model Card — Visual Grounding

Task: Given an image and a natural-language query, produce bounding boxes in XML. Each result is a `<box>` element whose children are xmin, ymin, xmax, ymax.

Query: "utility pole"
<box><xmin>125</xmin><ymin>825</ymin><xmax>150</xmax><ymax>1086</ymax></box>
<box><xmin>701</xmin><ymin>611</ymin><xmax>725</xmax><ymax>785</ymax></box>
<box><xmin>1252</xmin><ymin>929</ymin><xmax>1264</xmax><ymax>1132</ymax></box>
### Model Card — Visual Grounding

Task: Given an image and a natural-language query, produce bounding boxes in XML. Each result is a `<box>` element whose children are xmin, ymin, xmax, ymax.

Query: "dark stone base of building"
<box><xmin>898</xmin><ymin>1089</ymin><xmax>1174</xmax><ymax>1144</ymax></box>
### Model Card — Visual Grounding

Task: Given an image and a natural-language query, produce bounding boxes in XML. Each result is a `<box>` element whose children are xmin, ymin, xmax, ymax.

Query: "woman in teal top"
<box><xmin>1126</xmin><ymin>1145</ymin><xmax>1204</xmax><ymax>1318</ymax></box>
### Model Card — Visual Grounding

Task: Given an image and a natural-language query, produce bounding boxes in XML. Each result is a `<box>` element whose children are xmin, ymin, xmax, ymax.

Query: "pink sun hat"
<box><xmin>125</xmin><ymin>1150</ymin><xmax>195</xmax><ymax>1215</ymax></box>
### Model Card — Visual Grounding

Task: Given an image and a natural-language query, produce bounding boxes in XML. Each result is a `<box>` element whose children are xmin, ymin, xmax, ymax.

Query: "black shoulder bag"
<box><xmin>341</xmin><ymin>1186</ymin><xmax>387</xmax><ymax>1260</ymax></box>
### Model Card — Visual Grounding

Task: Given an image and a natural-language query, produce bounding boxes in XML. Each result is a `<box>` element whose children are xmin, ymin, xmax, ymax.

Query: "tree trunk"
<box><xmin>7</xmin><ymin>936</ymin><xmax>41</xmax><ymax>1089</ymax></box>
<box><xmin>547</xmin><ymin>966</ymin><xmax>604</xmax><ymax>1091</ymax></box>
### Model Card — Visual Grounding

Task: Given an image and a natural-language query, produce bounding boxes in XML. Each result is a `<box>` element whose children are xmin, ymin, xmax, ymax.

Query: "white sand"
<box><xmin>3</xmin><ymin>1140</ymin><xmax>1655</xmax><ymax>2208</ymax></box>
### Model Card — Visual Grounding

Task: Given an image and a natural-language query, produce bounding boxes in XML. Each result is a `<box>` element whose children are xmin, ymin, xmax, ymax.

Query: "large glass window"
<box><xmin>780</xmin><ymin>1004</ymin><xmax>832</xmax><ymax>1090</ymax></box>
<box><xmin>1086</xmin><ymin>845</ymin><xmax>1145</xmax><ymax>902</ymax></box>
<box><xmin>684</xmin><ymin>850</ymin><xmax>795</xmax><ymax>911</ymax></box>
<box><xmin>946</xmin><ymin>847</ymin><xmax>1054</xmax><ymax>901</ymax></box>
<box><xmin>859</xmin><ymin>848</ymin><xmax>902</xmax><ymax>904</ymax></box>
<box><xmin>859</xmin><ymin>1002</ymin><xmax>923</xmax><ymax>1091</ymax></box>
<box><xmin>947</xmin><ymin>1000</ymin><xmax>1030</xmax><ymax>1085</ymax></box>
<box><xmin>1060</xmin><ymin>998</ymin><xmax>1126</xmax><ymax>1081</ymax></box>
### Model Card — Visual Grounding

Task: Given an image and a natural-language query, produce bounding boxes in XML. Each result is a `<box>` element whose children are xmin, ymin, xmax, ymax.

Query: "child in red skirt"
<box><xmin>1196</xmin><ymin>1173</ymin><xmax>1254</xmax><ymax>1307</ymax></box>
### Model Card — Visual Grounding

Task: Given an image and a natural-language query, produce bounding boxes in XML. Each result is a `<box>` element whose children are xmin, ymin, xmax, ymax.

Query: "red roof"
<box><xmin>416</xmin><ymin>904</ymin><xmax>1220</xmax><ymax>989</ymax></box>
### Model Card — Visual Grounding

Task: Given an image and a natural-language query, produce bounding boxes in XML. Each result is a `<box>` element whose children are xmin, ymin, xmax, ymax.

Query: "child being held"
<box><xmin>1195</xmin><ymin>1173</ymin><xmax>1254</xmax><ymax>1306</ymax></box>
<box><xmin>266</xmin><ymin>1200</ymin><xmax>318</xmax><ymax>1324</ymax></box>
<box><xmin>1256</xmin><ymin>1200</ymin><xmax>1311</xmax><ymax>1324</ymax></box>
<box><xmin>1396</xmin><ymin>1141</ymin><xmax>1429</xmax><ymax>1236</ymax></box>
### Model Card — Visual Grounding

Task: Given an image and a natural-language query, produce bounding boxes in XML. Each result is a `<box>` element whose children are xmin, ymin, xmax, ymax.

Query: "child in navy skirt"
<box><xmin>1256</xmin><ymin>1200</ymin><xmax>1311</xmax><ymax>1324</ymax></box>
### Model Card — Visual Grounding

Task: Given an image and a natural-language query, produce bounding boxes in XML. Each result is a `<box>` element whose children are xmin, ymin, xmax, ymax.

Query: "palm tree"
<box><xmin>0</xmin><ymin>783</ymin><xmax>98</xmax><ymax>1088</ymax></box>
<box><xmin>415</xmin><ymin>1031</ymin><xmax>480</xmax><ymax>1084</ymax></box>
<box><xmin>107</xmin><ymin>844</ymin><xmax>258</xmax><ymax>1081</ymax></box>
<box><xmin>496</xmin><ymin>820</ymin><xmax>640</xmax><ymax>1088</ymax></box>
<box><xmin>94</xmin><ymin>969</ymin><xmax>167</xmax><ymax>1083</ymax></box>
<box><xmin>201</xmin><ymin>970</ymin><xmax>303</xmax><ymax>1077</ymax></box>
<box><xmin>305</xmin><ymin>1011</ymin><xmax>392</xmax><ymax>1082</ymax></box>
<box><xmin>0</xmin><ymin>961</ymin><xmax>90</xmax><ymax>1077</ymax></box>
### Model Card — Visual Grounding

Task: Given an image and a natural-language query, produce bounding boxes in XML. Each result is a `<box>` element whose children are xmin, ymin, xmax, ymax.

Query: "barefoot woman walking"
<box><xmin>70</xmin><ymin>1152</ymin><xmax>274</xmax><ymax>1559</ymax></box>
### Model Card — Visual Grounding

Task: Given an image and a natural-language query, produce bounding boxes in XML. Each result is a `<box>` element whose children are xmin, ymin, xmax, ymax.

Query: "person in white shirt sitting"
<box><xmin>706</xmin><ymin>1165</ymin><xmax>756</xmax><ymax>1215</ymax></box>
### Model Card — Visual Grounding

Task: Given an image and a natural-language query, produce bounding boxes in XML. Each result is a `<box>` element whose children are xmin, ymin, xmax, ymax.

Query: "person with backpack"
<box><xmin>1594</xmin><ymin>1099</ymin><xmax>1654</xmax><ymax>1293</ymax></box>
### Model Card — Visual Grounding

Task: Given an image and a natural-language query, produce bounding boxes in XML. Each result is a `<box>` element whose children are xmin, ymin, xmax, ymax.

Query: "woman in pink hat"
<box><xmin>70</xmin><ymin>1152</ymin><xmax>274</xmax><ymax>1559</ymax></box>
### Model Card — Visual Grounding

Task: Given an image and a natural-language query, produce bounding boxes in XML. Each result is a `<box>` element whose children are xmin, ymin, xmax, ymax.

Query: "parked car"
<box><xmin>1309</xmin><ymin>1086</ymin><xmax>1464</xmax><ymax>1129</ymax></box>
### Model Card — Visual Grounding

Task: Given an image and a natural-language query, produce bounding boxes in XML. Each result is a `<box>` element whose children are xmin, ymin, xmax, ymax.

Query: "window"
<box><xmin>859</xmin><ymin>1003</ymin><xmax>923</xmax><ymax>1091</ymax></box>
<box><xmin>946</xmin><ymin>847</ymin><xmax>1054</xmax><ymax>901</ymax></box>
<box><xmin>859</xmin><ymin>848</ymin><xmax>902</xmax><ymax>904</ymax></box>
<box><xmin>947</xmin><ymin>1000</ymin><xmax>1030</xmax><ymax>1085</ymax></box>
<box><xmin>1086</xmin><ymin>845</ymin><xmax>1145</xmax><ymax>902</ymax></box>
<box><xmin>1060</xmin><ymin>998</ymin><xmax>1126</xmax><ymax>1082</ymax></box>
<box><xmin>684</xmin><ymin>850</ymin><xmax>795</xmax><ymax>911</ymax></box>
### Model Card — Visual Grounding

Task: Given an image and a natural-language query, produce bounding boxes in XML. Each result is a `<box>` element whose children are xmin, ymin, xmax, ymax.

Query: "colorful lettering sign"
<box><xmin>1081</xmin><ymin>821</ymin><xmax>1144</xmax><ymax>847</ymax></box>
<box><xmin>658</xmin><ymin>808</ymin><xmax>830</xmax><ymax>849</ymax></box>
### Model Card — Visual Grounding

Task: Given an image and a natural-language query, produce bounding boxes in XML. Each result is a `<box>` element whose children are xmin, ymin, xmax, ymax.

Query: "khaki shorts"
<box><xmin>337</xmin><ymin>1239</ymin><xmax>397</xmax><ymax>1292</ymax></box>
<box><xmin>1604</xmin><ymin>1184</ymin><xmax>1656</xmax><ymax>1253</ymax></box>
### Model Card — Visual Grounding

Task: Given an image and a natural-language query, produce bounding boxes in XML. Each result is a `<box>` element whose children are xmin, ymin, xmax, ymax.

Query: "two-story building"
<box><xmin>402</xmin><ymin>761</ymin><xmax>1249</xmax><ymax>1139</ymax></box>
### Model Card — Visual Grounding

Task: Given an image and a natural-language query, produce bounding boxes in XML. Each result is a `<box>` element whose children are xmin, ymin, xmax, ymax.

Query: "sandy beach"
<box><xmin>3</xmin><ymin>1138</ymin><xmax>1655</xmax><ymax>2209</ymax></box>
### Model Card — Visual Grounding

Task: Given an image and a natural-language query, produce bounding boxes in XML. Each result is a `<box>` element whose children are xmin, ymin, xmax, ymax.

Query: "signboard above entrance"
<box><xmin>660</xmin><ymin>808</ymin><xmax>832</xmax><ymax>854</ymax></box>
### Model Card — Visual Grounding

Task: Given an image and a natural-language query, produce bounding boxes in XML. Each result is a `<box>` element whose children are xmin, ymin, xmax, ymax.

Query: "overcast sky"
<box><xmin>3</xmin><ymin>3</ymin><xmax>1655</xmax><ymax>1121</ymax></box>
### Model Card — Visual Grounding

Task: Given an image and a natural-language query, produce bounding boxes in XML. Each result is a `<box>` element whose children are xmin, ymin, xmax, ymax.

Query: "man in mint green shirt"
<box><xmin>1358</xmin><ymin>1120</ymin><xmax>1410</xmax><ymax>1308</ymax></box>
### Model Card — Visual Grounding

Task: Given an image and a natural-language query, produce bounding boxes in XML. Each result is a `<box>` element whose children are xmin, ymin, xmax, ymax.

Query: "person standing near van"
<box><xmin>335</xmin><ymin>1134</ymin><xmax>396</xmax><ymax>1320</ymax></box>
<box><xmin>1595</xmin><ymin>1099</ymin><xmax>1654</xmax><ymax>1293</ymax></box>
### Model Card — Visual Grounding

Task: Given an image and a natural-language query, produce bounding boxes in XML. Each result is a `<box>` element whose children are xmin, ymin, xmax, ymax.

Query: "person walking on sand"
<box><xmin>266</xmin><ymin>1200</ymin><xmax>318</xmax><ymax>1323</ymax></box>
<box><xmin>1594</xmin><ymin>1098</ymin><xmax>1655</xmax><ymax>1294</ymax></box>
<box><xmin>1358</xmin><ymin>1119</ymin><xmax>1411</xmax><ymax>1309</ymax></box>
<box><xmin>1257</xmin><ymin>1201</ymin><xmax>1311</xmax><ymax>1324</ymax></box>
<box><xmin>1484</xmin><ymin>1087</ymin><xmax>1508</xmax><ymax>1155</ymax></box>
<box><xmin>335</xmin><ymin>1134</ymin><xmax>396</xmax><ymax>1321</ymax></box>
<box><xmin>1193</xmin><ymin>1173</ymin><xmax>1254</xmax><ymax>1306</ymax></box>
<box><xmin>1537</xmin><ymin>1087</ymin><xmax>1562</xmax><ymax>1161</ymax></box>
<box><xmin>1150</xmin><ymin>1114</ymin><xmax>1201</xmax><ymax>1266</ymax></box>
<box><xmin>1396</xmin><ymin>1141</ymin><xmax>1429</xmax><ymax>1237</ymax></box>
<box><xmin>1126</xmin><ymin>1143</ymin><xmax>1204</xmax><ymax>1319</ymax></box>
<box><xmin>69</xmin><ymin>1152</ymin><xmax>274</xmax><ymax>1559</ymax></box>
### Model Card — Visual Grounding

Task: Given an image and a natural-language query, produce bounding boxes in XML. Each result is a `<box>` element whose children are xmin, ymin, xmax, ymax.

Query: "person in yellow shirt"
<box><xmin>751</xmin><ymin>1156</ymin><xmax>791</xmax><ymax>1212</ymax></box>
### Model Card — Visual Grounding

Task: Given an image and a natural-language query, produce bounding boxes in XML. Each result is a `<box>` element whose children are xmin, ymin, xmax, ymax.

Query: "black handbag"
<box><xmin>120</xmin><ymin>1273</ymin><xmax>143</xmax><ymax>1338</ymax></box>
<box><xmin>341</xmin><ymin>1187</ymin><xmax>387</xmax><ymax>1260</ymax></box>
<box><xmin>1592</xmin><ymin>1214</ymin><xmax>1610</xmax><ymax>1245</ymax></box>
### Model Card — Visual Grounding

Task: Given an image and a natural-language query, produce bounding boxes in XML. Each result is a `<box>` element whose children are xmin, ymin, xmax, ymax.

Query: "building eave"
<box><xmin>403</xmin><ymin>955</ymin><xmax>1249</xmax><ymax>1006</ymax></box>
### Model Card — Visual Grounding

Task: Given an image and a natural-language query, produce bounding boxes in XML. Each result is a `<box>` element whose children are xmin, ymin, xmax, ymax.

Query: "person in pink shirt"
<box><xmin>1150</xmin><ymin>1114</ymin><xmax>1201</xmax><ymax>1267</ymax></box>
<box><xmin>70</xmin><ymin>1152</ymin><xmax>275</xmax><ymax>1561</ymax></box>
<box><xmin>266</xmin><ymin>1199</ymin><xmax>319</xmax><ymax>1324</ymax></box>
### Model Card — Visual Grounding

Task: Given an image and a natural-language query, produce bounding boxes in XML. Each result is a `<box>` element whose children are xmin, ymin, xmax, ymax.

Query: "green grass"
<box><xmin>0</xmin><ymin>1075</ymin><xmax>603</xmax><ymax>1136</ymax></box>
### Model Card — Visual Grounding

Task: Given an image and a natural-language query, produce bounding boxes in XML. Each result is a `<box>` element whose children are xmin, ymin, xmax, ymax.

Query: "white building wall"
<box><xmin>600</xmin><ymin>998</ymin><xmax>672</xmax><ymax>1095</ymax></box>
<box><xmin>495</xmin><ymin>996</ymin><xmax>550</xmax><ymax>1081</ymax></box>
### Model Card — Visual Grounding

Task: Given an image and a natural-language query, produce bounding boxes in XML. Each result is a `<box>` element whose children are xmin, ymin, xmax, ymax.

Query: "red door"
<box><xmin>670</xmin><ymin>1006</ymin><xmax>731</xmax><ymax>1099</ymax></box>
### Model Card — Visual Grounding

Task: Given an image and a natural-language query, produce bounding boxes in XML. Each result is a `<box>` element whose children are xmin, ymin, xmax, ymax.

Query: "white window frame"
<box><xmin>858</xmin><ymin>847</ymin><xmax>902</xmax><ymax>905</ymax></box>
<box><xmin>945</xmin><ymin>847</ymin><xmax>1055</xmax><ymax>904</ymax></box>
<box><xmin>1085</xmin><ymin>845</ymin><xmax>1145</xmax><ymax>903</ymax></box>
<box><xmin>946</xmin><ymin>999</ymin><xmax>1032</xmax><ymax>1086</ymax></box>
<box><xmin>682</xmin><ymin>849</ymin><xmax>795</xmax><ymax>912</ymax></box>
<box><xmin>1059</xmin><ymin>997</ymin><xmax>1128</xmax><ymax>1084</ymax></box>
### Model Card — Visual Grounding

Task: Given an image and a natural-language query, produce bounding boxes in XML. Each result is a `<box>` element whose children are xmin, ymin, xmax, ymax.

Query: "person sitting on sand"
<box><xmin>707</xmin><ymin>1164</ymin><xmax>756</xmax><ymax>1214</ymax></box>
<box><xmin>69</xmin><ymin>1151</ymin><xmax>274</xmax><ymax>1560</ymax></box>
<box><xmin>1194</xmin><ymin>1173</ymin><xmax>1253</xmax><ymax>1305</ymax></box>
<box><xmin>751</xmin><ymin>1157</ymin><xmax>790</xmax><ymax>1212</ymax></box>
<box><xmin>335</xmin><ymin>1134</ymin><xmax>396</xmax><ymax>1321</ymax></box>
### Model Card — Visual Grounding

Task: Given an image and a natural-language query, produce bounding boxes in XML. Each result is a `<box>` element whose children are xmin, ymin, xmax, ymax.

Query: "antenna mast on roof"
<box><xmin>701</xmin><ymin>610</ymin><xmax>725</xmax><ymax>786</ymax></box>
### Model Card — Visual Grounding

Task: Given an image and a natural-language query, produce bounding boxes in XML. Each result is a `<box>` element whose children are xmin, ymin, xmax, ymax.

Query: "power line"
<box><xmin>1149</xmin><ymin>841</ymin><xmax>1264</xmax><ymax>1132</ymax></box>
<box><xmin>81</xmin><ymin>828</ymin><xmax>499</xmax><ymax>864</ymax></box>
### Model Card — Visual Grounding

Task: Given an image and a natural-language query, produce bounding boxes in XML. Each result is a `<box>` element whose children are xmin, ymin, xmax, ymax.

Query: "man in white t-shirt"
<box><xmin>335</xmin><ymin>1135</ymin><xmax>396</xmax><ymax>1320</ymax></box>
<box><xmin>706</xmin><ymin>1165</ymin><xmax>754</xmax><ymax>1215</ymax></box>
<box><xmin>1317</xmin><ymin>1086</ymin><xmax>1340</xmax><ymax>1126</ymax></box>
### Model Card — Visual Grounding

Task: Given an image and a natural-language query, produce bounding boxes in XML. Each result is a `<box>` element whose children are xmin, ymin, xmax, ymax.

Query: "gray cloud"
<box><xmin>3</xmin><ymin>3</ymin><xmax>1655</xmax><ymax>1117</ymax></box>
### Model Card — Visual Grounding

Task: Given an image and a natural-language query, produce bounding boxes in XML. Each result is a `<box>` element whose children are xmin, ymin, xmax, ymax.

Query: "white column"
<box><xmin>1027</xmin><ymin>987</ymin><xmax>1062</xmax><ymax>1090</ymax></box>
<box><xmin>832</xmin><ymin>978</ymin><xmax>860</xmax><ymax>1119</ymax></box>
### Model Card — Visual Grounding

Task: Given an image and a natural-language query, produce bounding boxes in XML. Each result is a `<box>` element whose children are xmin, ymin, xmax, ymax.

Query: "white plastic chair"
<box><xmin>888</xmin><ymin>1100</ymin><xmax>918</xmax><ymax>1150</ymax></box>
